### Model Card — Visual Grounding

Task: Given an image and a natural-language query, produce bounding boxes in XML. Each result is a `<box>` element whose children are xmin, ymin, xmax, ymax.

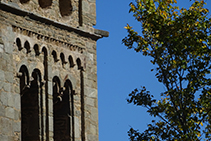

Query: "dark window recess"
<box><xmin>20</xmin><ymin>0</ymin><xmax>30</xmax><ymax>4</ymax></box>
<box><xmin>38</xmin><ymin>0</ymin><xmax>52</xmax><ymax>8</ymax></box>
<box><xmin>59</xmin><ymin>0</ymin><xmax>73</xmax><ymax>17</ymax></box>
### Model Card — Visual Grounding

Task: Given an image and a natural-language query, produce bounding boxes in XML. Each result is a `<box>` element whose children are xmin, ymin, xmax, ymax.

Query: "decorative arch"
<box><xmin>60</xmin><ymin>53</ymin><xmax>67</xmax><ymax>66</ymax></box>
<box><xmin>52</xmin><ymin>50</ymin><xmax>59</xmax><ymax>62</ymax></box>
<box><xmin>59</xmin><ymin>0</ymin><xmax>73</xmax><ymax>17</ymax></box>
<box><xmin>33</xmin><ymin>44</ymin><xmax>40</xmax><ymax>56</ymax></box>
<box><xmin>24</xmin><ymin>41</ymin><xmax>31</xmax><ymax>54</ymax></box>
<box><xmin>68</xmin><ymin>55</ymin><xmax>75</xmax><ymax>68</ymax></box>
<box><xmin>76</xmin><ymin>58</ymin><xmax>83</xmax><ymax>70</ymax></box>
<box><xmin>18</xmin><ymin>65</ymin><xmax>29</xmax><ymax>89</ymax></box>
<box><xmin>38</xmin><ymin>0</ymin><xmax>52</xmax><ymax>8</ymax></box>
<box><xmin>16</xmin><ymin>38</ymin><xmax>22</xmax><ymax>51</ymax></box>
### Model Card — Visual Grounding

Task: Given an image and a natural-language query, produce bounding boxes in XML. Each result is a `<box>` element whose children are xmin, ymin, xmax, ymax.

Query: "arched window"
<box><xmin>19</xmin><ymin>66</ymin><xmax>41</xmax><ymax>141</ymax></box>
<box><xmin>59</xmin><ymin>0</ymin><xmax>73</xmax><ymax>17</ymax></box>
<box><xmin>53</xmin><ymin>77</ymin><xmax>73</xmax><ymax>140</ymax></box>
<box><xmin>38</xmin><ymin>0</ymin><xmax>52</xmax><ymax>8</ymax></box>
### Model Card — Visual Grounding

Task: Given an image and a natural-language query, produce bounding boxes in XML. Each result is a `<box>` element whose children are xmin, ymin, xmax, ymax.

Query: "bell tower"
<box><xmin>0</xmin><ymin>0</ymin><xmax>108</xmax><ymax>140</ymax></box>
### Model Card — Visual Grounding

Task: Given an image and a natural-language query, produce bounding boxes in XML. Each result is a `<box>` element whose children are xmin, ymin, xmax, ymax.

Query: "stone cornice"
<box><xmin>12</xmin><ymin>25</ymin><xmax>85</xmax><ymax>53</ymax></box>
<box><xmin>0</xmin><ymin>1</ymin><xmax>109</xmax><ymax>40</ymax></box>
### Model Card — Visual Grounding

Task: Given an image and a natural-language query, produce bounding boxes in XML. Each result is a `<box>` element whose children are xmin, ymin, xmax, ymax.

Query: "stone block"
<box><xmin>0</xmin><ymin>81</ymin><xmax>4</xmax><ymax>89</ymax></box>
<box><xmin>85</xmin><ymin>87</ymin><xmax>97</xmax><ymax>98</ymax></box>
<box><xmin>0</xmin><ymin>105</ymin><xmax>5</xmax><ymax>116</ymax></box>
<box><xmin>14</xmin><ymin>109</ymin><xmax>20</xmax><ymax>120</ymax></box>
<box><xmin>74</xmin><ymin>116</ymin><xmax>80</xmax><ymax>138</ymax></box>
<box><xmin>5</xmin><ymin>107</ymin><xmax>15</xmax><ymax>119</ymax></box>
<box><xmin>3</xmin><ymin>82</ymin><xmax>11</xmax><ymax>92</ymax></box>
<box><xmin>14</xmin><ymin>85</ymin><xmax>20</xmax><ymax>94</ymax></box>
<box><xmin>90</xmin><ymin>123</ymin><xmax>97</xmax><ymax>135</ymax></box>
<box><xmin>85</xmin><ymin>97</ymin><xmax>95</xmax><ymax>107</ymax></box>
<box><xmin>13</xmin><ymin>121</ymin><xmax>21</xmax><ymax>132</ymax></box>
<box><xmin>0</xmin><ymin>117</ymin><xmax>13</xmax><ymax>135</ymax></box>
<box><xmin>0</xmin><ymin>134</ymin><xmax>8</xmax><ymax>141</ymax></box>
<box><xmin>87</xmin><ymin>134</ymin><xmax>98</xmax><ymax>141</ymax></box>
<box><xmin>0</xmin><ymin>59</ymin><xmax>6</xmax><ymax>71</ymax></box>
<box><xmin>0</xmin><ymin>91</ymin><xmax>8</xmax><ymax>106</ymax></box>
<box><xmin>0</xmin><ymin>69</ymin><xmax>5</xmax><ymax>81</ymax></box>
<box><xmin>13</xmin><ymin>94</ymin><xmax>21</xmax><ymax>111</ymax></box>
<box><xmin>0</xmin><ymin>44</ymin><xmax>4</xmax><ymax>53</ymax></box>
<box><xmin>7</xmin><ymin>92</ymin><xmax>14</xmax><ymax>107</ymax></box>
<box><xmin>88</xmin><ymin>0</ymin><xmax>96</xmax><ymax>3</ymax></box>
<box><xmin>90</xmin><ymin>107</ymin><xmax>98</xmax><ymax>122</ymax></box>
<box><xmin>82</xmin><ymin>0</ymin><xmax>90</xmax><ymax>13</ymax></box>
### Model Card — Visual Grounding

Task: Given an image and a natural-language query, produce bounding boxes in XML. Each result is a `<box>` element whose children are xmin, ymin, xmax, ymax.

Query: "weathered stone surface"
<box><xmin>3</xmin><ymin>82</ymin><xmax>11</xmax><ymax>92</ymax></box>
<box><xmin>0</xmin><ymin>91</ymin><xmax>8</xmax><ymax>106</ymax></box>
<box><xmin>5</xmin><ymin>72</ymin><xmax>13</xmax><ymax>83</ymax></box>
<box><xmin>7</xmin><ymin>92</ymin><xmax>14</xmax><ymax>107</ymax></box>
<box><xmin>0</xmin><ymin>105</ymin><xmax>5</xmax><ymax>116</ymax></box>
<box><xmin>74</xmin><ymin>116</ymin><xmax>80</xmax><ymax>138</ymax></box>
<box><xmin>5</xmin><ymin>107</ymin><xmax>14</xmax><ymax>119</ymax></box>
<box><xmin>0</xmin><ymin>69</ymin><xmax>5</xmax><ymax>81</ymax></box>
<box><xmin>0</xmin><ymin>0</ymin><xmax>108</xmax><ymax>140</ymax></box>
<box><xmin>85</xmin><ymin>87</ymin><xmax>97</xmax><ymax>98</ymax></box>
<box><xmin>0</xmin><ymin>44</ymin><xmax>4</xmax><ymax>52</ymax></box>
<box><xmin>0</xmin><ymin>117</ymin><xmax>13</xmax><ymax>135</ymax></box>
<box><xmin>86</xmin><ymin>97</ymin><xmax>95</xmax><ymax>107</ymax></box>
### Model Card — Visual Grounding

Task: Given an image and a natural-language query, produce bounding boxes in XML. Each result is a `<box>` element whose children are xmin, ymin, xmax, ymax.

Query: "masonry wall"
<box><xmin>0</xmin><ymin>0</ymin><xmax>107</xmax><ymax>141</ymax></box>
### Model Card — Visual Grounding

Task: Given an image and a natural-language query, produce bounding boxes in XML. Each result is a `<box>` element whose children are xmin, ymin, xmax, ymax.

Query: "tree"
<box><xmin>123</xmin><ymin>0</ymin><xmax>211</xmax><ymax>140</ymax></box>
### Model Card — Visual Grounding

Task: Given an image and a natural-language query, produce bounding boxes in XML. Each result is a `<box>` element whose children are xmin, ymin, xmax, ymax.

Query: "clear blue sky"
<box><xmin>94</xmin><ymin>0</ymin><xmax>211</xmax><ymax>141</ymax></box>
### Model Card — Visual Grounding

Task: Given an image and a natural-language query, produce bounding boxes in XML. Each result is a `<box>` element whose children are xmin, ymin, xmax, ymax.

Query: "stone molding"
<box><xmin>13</xmin><ymin>25</ymin><xmax>85</xmax><ymax>54</ymax></box>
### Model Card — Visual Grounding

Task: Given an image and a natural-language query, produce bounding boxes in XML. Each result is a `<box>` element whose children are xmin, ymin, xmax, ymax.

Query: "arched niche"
<box><xmin>76</xmin><ymin>58</ymin><xmax>83</xmax><ymax>70</ymax></box>
<box><xmin>16</xmin><ymin>38</ymin><xmax>22</xmax><ymax>51</ymax></box>
<box><xmin>60</xmin><ymin>53</ymin><xmax>67</xmax><ymax>66</ymax></box>
<box><xmin>59</xmin><ymin>0</ymin><xmax>73</xmax><ymax>17</ymax></box>
<box><xmin>24</xmin><ymin>41</ymin><xmax>31</xmax><ymax>54</ymax></box>
<box><xmin>34</xmin><ymin>44</ymin><xmax>40</xmax><ymax>56</ymax></box>
<box><xmin>19</xmin><ymin>67</ymin><xmax>41</xmax><ymax>141</ymax></box>
<box><xmin>68</xmin><ymin>55</ymin><xmax>75</xmax><ymax>68</ymax></box>
<box><xmin>53</xmin><ymin>77</ymin><xmax>73</xmax><ymax>140</ymax></box>
<box><xmin>52</xmin><ymin>50</ymin><xmax>59</xmax><ymax>62</ymax></box>
<box><xmin>38</xmin><ymin>0</ymin><xmax>52</xmax><ymax>8</ymax></box>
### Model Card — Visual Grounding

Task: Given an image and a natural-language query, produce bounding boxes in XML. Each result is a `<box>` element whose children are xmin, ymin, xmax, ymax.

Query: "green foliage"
<box><xmin>123</xmin><ymin>0</ymin><xmax>211</xmax><ymax>140</ymax></box>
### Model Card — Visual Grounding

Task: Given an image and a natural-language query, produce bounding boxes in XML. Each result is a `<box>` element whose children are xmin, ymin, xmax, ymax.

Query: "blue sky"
<box><xmin>94</xmin><ymin>0</ymin><xmax>211</xmax><ymax>141</ymax></box>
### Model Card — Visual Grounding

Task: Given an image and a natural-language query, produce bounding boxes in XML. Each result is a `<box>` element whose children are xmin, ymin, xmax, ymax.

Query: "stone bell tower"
<box><xmin>0</xmin><ymin>0</ymin><xmax>108</xmax><ymax>140</ymax></box>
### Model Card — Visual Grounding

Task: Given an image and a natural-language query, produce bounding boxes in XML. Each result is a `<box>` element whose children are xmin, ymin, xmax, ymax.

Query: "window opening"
<box><xmin>19</xmin><ymin>66</ymin><xmax>40</xmax><ymax>141</ymax></box>
<box><xmin>59</xmin><ymin>0</ymin><xmax>73</xmax><ymax>17</ymax></box>
<box><xmin>38</xmin><ymin>0</ymin><xmax>52</xmax><ymax>8</ymax></box>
